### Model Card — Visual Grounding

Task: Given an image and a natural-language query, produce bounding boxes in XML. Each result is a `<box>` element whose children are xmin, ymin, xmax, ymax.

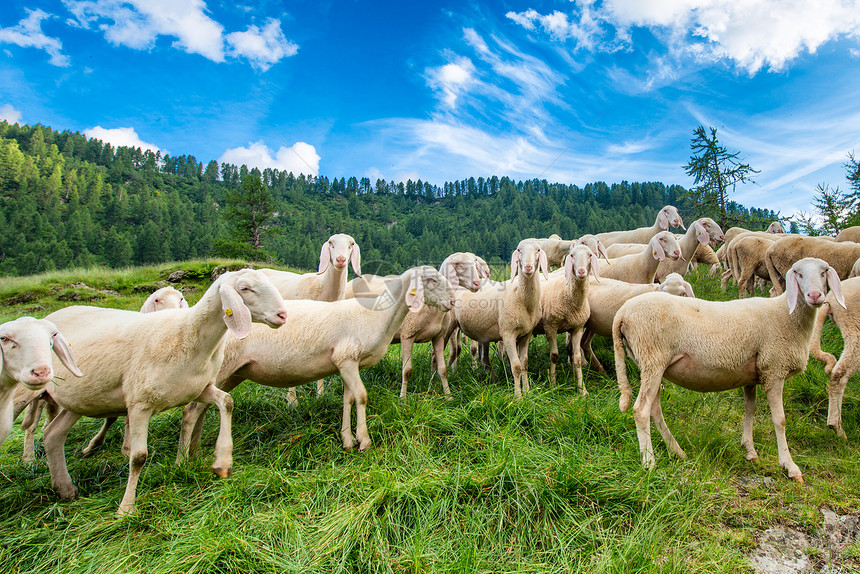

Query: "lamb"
<box><xmin>809</xmin><ymin>276</ymin><xmax>860</xmax><ymax>439</ymax></box>
<box><xmin>599</xmin><ymin>232</ymin><xmax>682</xmax><ymax>284</ymax></box>
<box><xmin>176</xmin><ymin>266</ymin><xmax>455</xmax><ymax>460</ymax></box>
<box><xmin>0</xmin><ymin>318</ymin><xmax>81</xmax><ymax>450</ymax></box>
<box><xmin>449</xmin><ymin>239</ymin><xmax>548</xmax><ymax>398</ymax></box>
<box><xmin>765</xmin><ymin>236</ymin><xmax>860</xmax><ymax>295</ymax></box>
<box><xmin>534</xmin><ymin>244</ymin><xmax>600</xmax><ymax>393</ymax></box>
<box><xmin>578</xmin><ymin>273</ymin><xmax>694</xmax><ymax>373</ymax></box>
<box><xmin>612</xmin><ymin>257</ymin><xmax>845</xmax><ymax>481</ymax></box>
<box><xmin>595</xmin><ymin>205</ymin><xmax>685</xmax><ymax>247</ymax></box>
<box><xmin>41</xmin><ymin>269</ymin><xmax>288</xmax><ymax>515</ymax></box>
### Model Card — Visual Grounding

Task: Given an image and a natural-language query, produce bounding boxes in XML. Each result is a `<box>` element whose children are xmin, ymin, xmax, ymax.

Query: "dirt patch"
<box><xmin>751</xmin><ymin>509</ymin><xmax>859</xmax><ymax>573</ymax></box>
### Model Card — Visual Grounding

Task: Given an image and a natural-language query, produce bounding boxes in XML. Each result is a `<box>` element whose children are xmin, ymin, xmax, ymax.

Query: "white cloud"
<box><xmin>0</xmin><ymin>104</ymin><xmax>23</xmax><ymax>124</ymax></box>
<box><xmin>219</xmin><ymin>140</ymin><xmax>320</xmax><ymax>176</ymax></box>
<box><xmin>426</xmin><ymin>57</ymin><xmax>475</xmax><ymax>108</ymax></box>
<box><xmin>64</xmin><ymin>0</ymin><xmax>298</xmax><ymax>68</ymax></box>
<box><xmin>226</xmin><ymin>18</ymin><xmax>297</xmax><ymax>71</ymax></box>
<box><xmin>506</xmin><ymin>3</ymin><xmax>610</xmax><ymax>52</ymax></box>
<box><xmin>607</xmin><ymin>140</ymin><xmax>654</xmax><ymax>155</ymax></box>
<box><xmin>84</xmin><ymin>126</ymin><xmax>162</xmax><ymax>153</ymax></box>
<box><xmin>0</xmin><ymin>9</ymin><xmax>70</xmax><ymax>67</ymax></box>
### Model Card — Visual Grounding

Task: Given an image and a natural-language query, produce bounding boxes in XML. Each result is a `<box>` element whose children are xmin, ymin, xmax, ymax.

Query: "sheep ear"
<box><xmin>405</xmin><ymin>271</ymin><xmax>424</xmax><ymax>313</ymax></box>
<box><xmin>659</xmin><ymin>209</ymin><xmax>669</xmax><ymax>230</ymax></box>
<box><xmin>598</xmin><ymin>240</ymin><xmax>610</xmax><ymax>263</ymax></box>
<box><xmin>441</xmin><ymin>260</ymin><xmax>459</xmax><ymax>289</ymax></box>
<box><xmin>539</xmin><ymin>249</ymin><xmax>549</xmax><ymax>280</ymax></box>
<box><xmin>683</xmin><ymin>281</ymin><xmax>695</xmax><ymax>298</ymax></box>
<box><xmin>476</xmin><ymin>257</ymin><xmax>490</xmax><ymax>278</ymax></box>
<box><xmin>140</xmin><ymin>295</ymin><xmax>157</xmax><ymax>313</ymax></box>
<box><xmin>510</xmin><ymin>249</ymin><xmax>521</xmax><ymax>279</ymax></box>
<box><xmin>52</xmin><ymin>331</ymin><xmax>83</xmax><ymax>377</ymax></box>
<box><xmin>318</xmin><ymin>241</ymin><xmax>331</xmax><ymax>275</ymax></box>
<box><xmin>180</xmin><ymin>296</ymin><xmax>189</xmax><ymax>309</ymax></box>
<box><xmin>695</xmin><ymin>222</ymin><xmax>709</xmax><ymax>245</ymax></box>
<box><xmin>650</xmin><ymin>236</ymin><xmax>666</xmax><ymax>261</ymax></box>
<box><xmin>827</xmin><ymin>266</ymin><xmax>847</xmax><ymax>309</ymax></box>
<box><xmin>786</xmin><ymin>269</ymin><xmax>800</xmax><ymax>314</ymax></box>
<box><xmin>590</xmin><ymin>251</ymin><xmax>600</xmax><ymax>282</ymax></box>
<box><xmin>220</xmin><ymin>283</ymin><xmax>252</xmax><ymax>339</ymax></box>
<box><xmin>677</xmin><ymin>214</ymin><xmax>686</xmax><ymax>230</ymax></box>
<box><xmin>564</xmin><ymin>254</ymin><xmax>574</xmax><ymax>284</ymax></box>
<box><xmin>350</xmin><ymin>243</ymin><xmax>362</xmax><ymax>276</ymax></box>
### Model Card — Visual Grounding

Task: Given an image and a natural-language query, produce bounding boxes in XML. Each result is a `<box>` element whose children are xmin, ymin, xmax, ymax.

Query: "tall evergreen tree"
<box><xmin>215</xmin><ymin>174</ymin><xmax>279</xmax><ymax>261</ymax></box>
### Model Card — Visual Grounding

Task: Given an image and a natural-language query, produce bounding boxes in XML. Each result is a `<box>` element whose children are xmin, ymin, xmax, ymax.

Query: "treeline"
<box><xmin>0</xmin><ymin>121</ymin><xmax>779</xmax><ymax>276</ymax></box>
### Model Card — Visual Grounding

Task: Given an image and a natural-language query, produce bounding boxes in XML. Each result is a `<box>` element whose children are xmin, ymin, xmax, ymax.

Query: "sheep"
<box><xmin>599</xmin><ymin>232</ymin><xmax>682</xmax><ymax>284</ymax></box>
<box><xmin>653</xmin><ymin>218</ymin><xmax>723</xmax><ymax>282</ymax></box>
<box><xmin>595</xmin><ymin>205</ymin><xmax>685</xmax><ymax>247</ymax></box>
<box><xmin>612</xmin><ymin>257</ymin><xmax>845</xmax><ymax>481</ymax></box>
<box><xmin>534</xmin><ymin>244</ymin><xmax>600</xmax><ymax>393</ymax></box>
<box><xmin>809</xmin><ymin>276</ymin><xmax>860</xmax><ymax>439</ymax></box>
<box><xmin>850</xmin><ymin>257</ymin><xmax>860</xmax><ymax>278</ymax></box>
<box><xmin>535</xmin><ymin>234</ymin><xmax>609</xmax><ymax>268</ymax></box>
<box><xmin>715</xmin><ymin>222</ymin><xmax>784</xmax><ymax>269</ymax></box>
<box><xmin>719</xmin><ymin>230</ymin><xmax>797</xmax><ymax>291</ymax></box>
<box><xmin>41</xmin><ymin>269</ymin><xmax>288</xmax><ymax>515</ymax></box>
<box><xmin>347</xmin><ymin>252</ymin><xmax>486</xmax><ymax>398</ymax></box>
<box><xmin>448</xmin><ymin>239</ymin><xmax>548</xmax><ymax>399</ymax></box>
<box><xmin>724</xmin><ymin>234</ymin><xmax>781</xmax><ymax>297</ymax></box>
<box><xmin>574</xmin><ymin>234</ymin><xmax>611</xmax><ymax>264</ymax></box>
<box><xmin>835</xmin><ymin>226</ymin><xmax>860</xmax><ymax>243</ymax></box>
<box><xmin>765</xmin><ymin>236</ymin><xmax>859</xmax><ymax>295</ymax></box>
<box><xmin>0</xmin><ymin>318</ymin><xmax>81</xmax><ymax>450</ymax></box>
<box><xmin>578</xmin><ymin>273</ymin><xmax>694</xmax><ymax>373</ymax></box>
<box><xmin>177</xmin><ymin>266</ymin><xmax>455</xmax><ymax>460</ymax></box>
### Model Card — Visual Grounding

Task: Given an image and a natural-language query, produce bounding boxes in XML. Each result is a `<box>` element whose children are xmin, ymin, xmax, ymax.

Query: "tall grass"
<box><xmin>0</xmin><ymin>263</ymin><xmax>858</xmax><ymax>573</ymax></box>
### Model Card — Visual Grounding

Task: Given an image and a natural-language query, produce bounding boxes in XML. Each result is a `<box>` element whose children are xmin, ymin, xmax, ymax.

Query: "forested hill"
<box><xmin>0</xmin><ymin>122</ymin><xmax>779</xmax><ymax>276</ymax></box>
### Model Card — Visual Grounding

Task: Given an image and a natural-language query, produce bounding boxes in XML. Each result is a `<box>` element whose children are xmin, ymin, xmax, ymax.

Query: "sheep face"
<box><xmin>650</xmin><ymin>231</ymin><xmax>683</xmax><ymax>262</ymax></box>
<box><xmin>695</xmin><ymin>218</ymin><xmax>725</xmax><ymax>247</ymax></box>
<box><xmin>441</xmin><ymin>252</ymin><xmax>484</xmax><ymax>292</ymax></box>
<box><xmin>511</xmin><ymin>240</ymin><xmax>549</xmax><ymax>280</ymax></box>
<box><xmin>565</xmin><ymin>245</ymin><xmax>600</xmax><ymax>283</ymax></box>
<box><xmin>319</xmin><ymin>233</ymin><xmax>361</xmax><ymax>276</ymax></box>
<box><xmin>574</xmin><ymin>235</ymin><xmax>610</xmax><ymax>262</ymax></box>
<box><xmin>406</xmin><ymin>266</ymin><xmax>455</xmax><ymax>312</ymax></box>
<box><xmin>767</xmin><ymin>221</ymin><xmax>785</xmax><ymax>234</ymax></box>
<box><xmin>658</xmin><ymin>273</ymin><xmax>695</xmax><ymax>297</ymax></box>
<box><xmin>140</xmin><ymin>286</ymin><xmax>188</xmax><ymax>313</ymax></box>
<box><xmin>659</xmin><ymin>205</ymin><xmax>685</xmax><ymax>230</ymax></box>
<box><xmin>786</xmin><ymin>257</ymin><xmax>846</xmax><ymax>314</ymax></box>
<box><xmin>219</xmin><ymin>270</ymin><xmax>288</xmax><ymax>338</ymax></box>
<box><xmin>0</xmin><ymin>317</ymin><xmax>82</xmax><ymax>390</ymax></box>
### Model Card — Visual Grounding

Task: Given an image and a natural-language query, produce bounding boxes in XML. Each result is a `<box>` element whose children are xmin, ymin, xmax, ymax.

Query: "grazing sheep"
<box><xmin>596</xmin><ymin>205</ymin><xmax>685</xmax><ymax>247</ymax></box>
<box><xmin>177</xmin><ymin>266</ymin><xmax>455</xmax><ymax>460</ymax></box>
<box><xmin>449</xmin><ymin>239</ymin><xmax>548</xmax><ymax>398</ymax></box>
<box><xmin>42</xmin><ymin>269</ymin><xmax>288</xmax><ymax>515</ymax></box>
<box><xmin>534</xmin><ymin>244</ymin><xmax>600</xmax><ymax>393</ymax></box>
<box><xmin>0</xmin><ymin>318</ymin><xmax>81</xmax><ymax>449</ymax></box>
<box><xmin>716</xmin><ymin>222</ymin><xmax>784</xmax><ymax>270</ymax></box>
<box><xmin>613</xmin><ymin>257</ymin><xmax>845</xmax><ymax>481</ymax></box>
<box><xmin>765</xmin><ymin>236</ymin><xmax>859</xmax><ymax>295</ymax></box>
<box><xmin>835</xmin><ymin>226</ymin><xmax>860</xmax><ymax>243</ymax></box>
<box><xmin>599</xmin><ymin>232</ymin><xmax>682</xmax><ymax>284</ymax></box>
<box><xmin>725</xmin><ymin>235</ymin><xmax>780</xmax><ymax>297</ymax></box>
<box><xmin>653</xmin><ymin>218</ymin><xmax>723</xmax><ymax>282</ymax></box>
<box><xmin>809</xmin><ymin>276</ymin><xmax>860</xmax><ymax>439</ymax></box>
<box><xmin>579</xmin><ymin>273</ymin><xmax>694</xmax><ymax>373</ymax></box>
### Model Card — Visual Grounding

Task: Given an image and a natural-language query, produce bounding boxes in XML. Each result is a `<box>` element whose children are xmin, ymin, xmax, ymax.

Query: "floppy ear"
<box><xmin>677</xmin><ymin>213</ymin><xmax>686</xmax><ymax>230</ymax></box>
<box><xmin>405</xmin><ymin>271</ymin><xmax>424</xmax><ymax>313</ymax></box>
<box><xmin>590</xmin><ymin>251</ymin><xmax>600</xmax><ymax>282</ymax></box>
<box><xmin>683</xmin><ymin>281</ymin><xmax>695</xmax><ymax>298</ymax></box>
<box><xmin>476</xmin><ymin>257</ymin><xmax>490</xmax><ymax>278</ymax></box>
<box><xmin>786</xmin><ymin>269</ymin><xmax>801</xmax><ymax>314</ymax></box>
<box><xmin>695</xmin><ymin>222</ymin><xmax>709</xmax><ymax>245</ymax></box>
<box><xmin>827</xmin><ymin>266</ymin><xmax>847</xmax><ymax>309</ymax></box>
<box><xmin>318</xmin><ymin>241</ymin><xmax>332</xmax><ymax>274</ymax></box>
<box><xmin>564</xmin><ymin>254</ymin><xmax>574</xmax><ymax>284</ymax></box>
<box><xmin>179</xmin><ymin>296</ymin><xmax>189</xmax><ymax>309</ymax></box>
<box><xmin>659</xmin><ymin>209</ymin><xmax>669</xmax><ymax>230</ymax></box>
<box><xmin>650</xmin><ymin>236</ymin><xmax>666</xmax><ymax>261</ymax></box>
<box><xmin>597</xmin><ymin>240</ymin><xmax>610</xmax><ymax>263</ymax></box>
<box><xmin>440</xmin><ymin>259</ymin><xmax>459</xmax><ymax>289</ymax></box>
<box><xmin>350</xmin><ymin>243</ymin><xmax>362</xmax><ymax>276</ymax></box>
<box><xmin>52</xmin><ymin>331</ymin><xmax>83</xmax><ymax>377</ymax></box>
<box><xmin>510</xmin><ymin>249</ymin><xmax>521</xmax><ymax>280</ymax></box>
<box><xmin>140</xmin><ymin>295</ymin><xmax>157</xmax><ymax>313</ymax></box>
<box><xmin>539</xmin><ymin>249</ymin><xmax>549</xmax><ymax>280</ymax></box>
<box><xmin>220</xmin><ymin>281</ymin><xmax>253</xmax><ymax>339</ymax></box>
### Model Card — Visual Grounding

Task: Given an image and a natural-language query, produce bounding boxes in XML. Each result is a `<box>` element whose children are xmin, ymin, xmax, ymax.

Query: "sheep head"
<box><xmin>0</xmin><ymin>317</ymin><xmax>82</xmax><ymax>390</ymax></box>
<box><xmin>786</xmin><ymin>257</ymin><xmax>846</xmax><ymax>314</ymax></box>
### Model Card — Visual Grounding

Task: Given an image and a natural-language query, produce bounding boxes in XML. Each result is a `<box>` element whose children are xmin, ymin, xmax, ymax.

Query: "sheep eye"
<box><xmin>0</xmin><ymin>336</ymin><xmax>7</xmax><ymax>343</ymax></box>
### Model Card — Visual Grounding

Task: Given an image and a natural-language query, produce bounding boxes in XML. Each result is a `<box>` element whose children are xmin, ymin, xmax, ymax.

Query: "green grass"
<box><xmin>1</xmin><ymin>263</ymin><xmax>859</xmax><ymax>573</ymax></box>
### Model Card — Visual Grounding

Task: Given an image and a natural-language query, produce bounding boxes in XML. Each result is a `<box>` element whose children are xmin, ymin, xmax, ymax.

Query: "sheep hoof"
<box><xmin>56</xmin><ymin>484</ymin><xmax>79</xmax><ymax>500</ymax></box>
<box><xmin>116</xmin><ymin>505</ymin><xmax>135</xmax><ymax>517</ymax></box>
<box><xmin>444</xmin><ymin>395</ymin><xmax>454</xmax><ymax>402</ymax></box>
<box><xmin>793</xmin><ymin>474</ymin><xmax>804</xmax><ymax>484</ymax></box>
<box><xmin>358</xmin><ymin>440</ymin><xmax>372</xmax><ymax>451</ymax></box>
<box><xmin>212</xmin><ymin>466</ymin><xmax>233</xmax><ymax>479</ymax></box>
<box><xmin>619</xmin><ymin>396</ymin><xmax>631</xmax><ymax>413</ymax></box>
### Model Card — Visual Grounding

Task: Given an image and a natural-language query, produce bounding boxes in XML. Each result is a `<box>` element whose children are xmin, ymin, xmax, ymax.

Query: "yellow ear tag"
<box><xmin>408</xmin><ymin>288</ymin><xmax>417</xmax><ymax>295</ymax></box>
<box><xmin>225</xmin><ymin>308</ymin><xmax>233</xmax><ymax>317</ymax></box>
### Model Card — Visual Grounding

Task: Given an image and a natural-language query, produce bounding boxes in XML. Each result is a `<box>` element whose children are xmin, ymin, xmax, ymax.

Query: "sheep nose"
<box><xmin>808</xmin><ymin>290</ymin><xmax>823</xmax><ymax>303</ymax></box>
<box><xmin>274</xmin><ymin>310</ymin><xmax>288</xmax><ymax>324</ymax></box>
<box><xmin>576</xmin><ymin>269</ymin><xmax>587</xmax><ymax>278</ymax></box>
<box><xmin>335</xmin><ymin>256</ymin><xmax>347</xmax><ymax>266</ymax></box>
<box><xmin>523</xmin><ymin>265</ymin><xmax>534</xmax><ymax>274</ymax></box>
<box><xmin>472</xmin><ymin>280</ymin><xmax>481</xmax><ymax>290</ymax></box>
<box><xmin>31</xmin><ymin>366</ymin><xmax>52</xmax><ymax>380</ymax></box>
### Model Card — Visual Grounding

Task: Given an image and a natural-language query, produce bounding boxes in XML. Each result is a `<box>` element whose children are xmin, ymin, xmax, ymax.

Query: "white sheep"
<box><xmin>724</xmin><ymin>234</ymin><xmax>781</xmax><ymax>297</ymax></box>
<box><xmin>835</xmin><ymin>226</ymin><xmax>860</xmax><ymax>243</ymax></box>
<box><xmin>0</xmin><ymin>318</ymin><xmax>81</xmax><ymax>449</ymax></box>
<box><xmin>612</xmin><ymin>257</ymin><xmax>845</xmax><ymax>481</ymax></box>
<box><xmin>449</xmin><ymin>239</ymin><xmax>548</xmax><ymax>398</ymax></box>
<box><xmin>651</xmin><ymin>219</ymin><xmax>723</xmax><ymax>282</ymax></box>
<box><xmin>809</xmin><ymin>276</ymin><xmax>860</xmax><ymax>439</ymax></box>
<box><xmin>176</xmin><ymin>266</ymin><xmax>455</xmax><ymax>460</ymax></box>
<box><xmin>595</xmin><ymin>205</ymin><xmax>685</xmax><ymax>247</ymax></box>
<box><xmin>574</xmin><ymin>234</ymin><xmax>611</xmax><ymax>264</ymax></box>
<box><xmin>534</xmin><ymin>244</ymin><xmax>600</xmax><ymax>393</ymax></box>
<box><xmin>42</xmin><ymin>269</ymin><xmax>288</xmax><ymax>515</ymax></box>
<box><xmin>765</xmin><ymin>236</ymin><xmax>857</xmax><ymax>294</ymax></box>
<box><xmin>599</xmin><ymin>231</ymin><xmax>682</xmax><ymax>284</ymax></box>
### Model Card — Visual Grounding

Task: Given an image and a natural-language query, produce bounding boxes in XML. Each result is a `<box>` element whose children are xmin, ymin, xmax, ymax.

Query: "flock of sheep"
<box><xmin>0</xmin><ymin>205</ymin><xmax>857</xmax><ymax>514</ymax></box>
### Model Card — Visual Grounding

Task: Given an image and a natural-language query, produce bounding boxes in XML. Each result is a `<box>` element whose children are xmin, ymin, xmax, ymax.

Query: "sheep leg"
<box><xmin>502</xmin><ymin>335</ymin><xmax>524</xmax><ymax>399</ymax></box>
<box><xmin>339</xmin><ymin>361</ymin><xmax>371</xmax><ymax>451</ymax></box>
<box><xmin>431</xmin><ymin>333</ymin><xmax>452</xmax><ymax>399</ymax></box>
<box><xmin>519</xmin><ymin>335</ymin><xmax>531</xmax><ymax>394</ymax></box>
<box><xmin>20</xmin><ymin>399</ymin><xmax>42</xmax><ymax>462</ymax></box>
<box><xmin>43</xmin><ymin>408</ymin><xmax>83</xmax><ymax>500</ymax></box>
<box><xmin>765</xmin><ymin>255</ymin><xmax>785</xmax><ymax>295</ymax></box>
<box><xmin>285</xmin><ymin>387</ymin><xmax>299</xmax><ymax>407</ymax></box>
<box><xmin>581</xmin><ymin>329</ymin><xmax>606</xmax><ymax>374</ymax></box>
<box><xmin>650</xmin><ymin>394</ymin><xmax>685</xmax><ymax>459</ymax></box>
<box><xmin>177</xmin><ymin>376</ymin><xmax>242</xmax><ymax>463</ymax></box>
<box><xmin>741</xmin><ymin>385</ymin><xmax>759</xmax><ymax>461</ymax></box>
<box><xmin>546</xmin><ymin>329</ymin><xmax>560</xmax><ymax>387</ymax></box>
<box><xmin>81</xmin><ymin>417</ymin><xmax>118</xmax><ymax>457</ymax></box>
<box><xmin>827</xmin><ymin>337</ymin><xmax>860</xmax><ymax>439</ymax></box>
<box><xmin>632</xmin><ymin>371</ymin><xmax>662</xmax><ymax>470</ymax></box>
<box><xmin>316</xmin><ymin>379</ymin><xmax>325</xmax><ymax>396</ymax></box>
<box><xmin>193</xmin><ymin>384</ymin><xmax>234</xmax><ymax>478</ymax></box>
<box><xmin>118</xmin><ymin>406</ymin><xmax>153</xmax><ymax>515</ymax></box>
<box><xmin>399</xmin><ymin>338</ymin><xmax>414</xmax><ymax>399</ymax></box>
<box><xmin>763</xmin><ymin>376</ymin><xmax>802</xmax><ymax>482</ymax></box>
<box><xmin>446</xmin><ymin>328</ymin><xmax>462</xmax><ymax>372</ymax></box>
<box><xmin>720</xmin><ymin>269</ymin><xmax>733</xmax><ymax>292</ymax></box>
<box><xmin>569</xmin><ymin>328</ymin><xmax>587</xmax><ymax>396</ymax></box>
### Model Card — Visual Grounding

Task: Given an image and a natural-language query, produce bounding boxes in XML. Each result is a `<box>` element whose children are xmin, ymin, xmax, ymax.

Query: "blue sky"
<box><xmin>2</xmin><ymin>1</ymin><xmax>860</xmax><ymax>217</ymax></box>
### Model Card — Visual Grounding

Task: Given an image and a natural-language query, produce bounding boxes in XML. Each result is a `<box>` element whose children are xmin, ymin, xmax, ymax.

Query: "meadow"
<box><xmin>0</xmin><ymin>260</ymin><xmax>858</xmax><ymax>573</ymax></box>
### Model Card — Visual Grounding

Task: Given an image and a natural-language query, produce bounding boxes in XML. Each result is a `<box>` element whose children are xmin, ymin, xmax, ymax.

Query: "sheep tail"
<box><xmin>613</xmin><ymin>313</ymin><xmax>633</xmax><ymax>412</ymax></box>
<box><xmin>809</xmin><ymin>301</ymin><xmax>837</xmax><ymax>373</ymax></box>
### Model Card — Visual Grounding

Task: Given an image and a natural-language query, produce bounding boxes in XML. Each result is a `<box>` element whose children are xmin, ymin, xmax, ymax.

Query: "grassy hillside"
<box><xmin>0</xmin><ymin>262</ymin><xmax>858</xmax><ymax>573</ymax></box>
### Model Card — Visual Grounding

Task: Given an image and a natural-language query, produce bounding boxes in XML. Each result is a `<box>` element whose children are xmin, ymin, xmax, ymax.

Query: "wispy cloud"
<box><xmin>0</xmin><ymin>103</ymin><xmax>23</xmax><ymax>124</ymax></box>
<box><xmin>63</xmin><ymin>0</ymin><xmax>298</xmax><ymax>69</ymax></box>
<box><xmin>84</xmin><ymin>126</ymin><xmax>162</xmax><ymax>153</ymax></box>
<box><xmin>0</xmin><ymin>9</ymin><xmax>70</xmax><ymax>67</ymax></box>
<box><xmin>219</xmin><ymin>141</ymin><xmax>320</xmax><ymax>176</ymax></box>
